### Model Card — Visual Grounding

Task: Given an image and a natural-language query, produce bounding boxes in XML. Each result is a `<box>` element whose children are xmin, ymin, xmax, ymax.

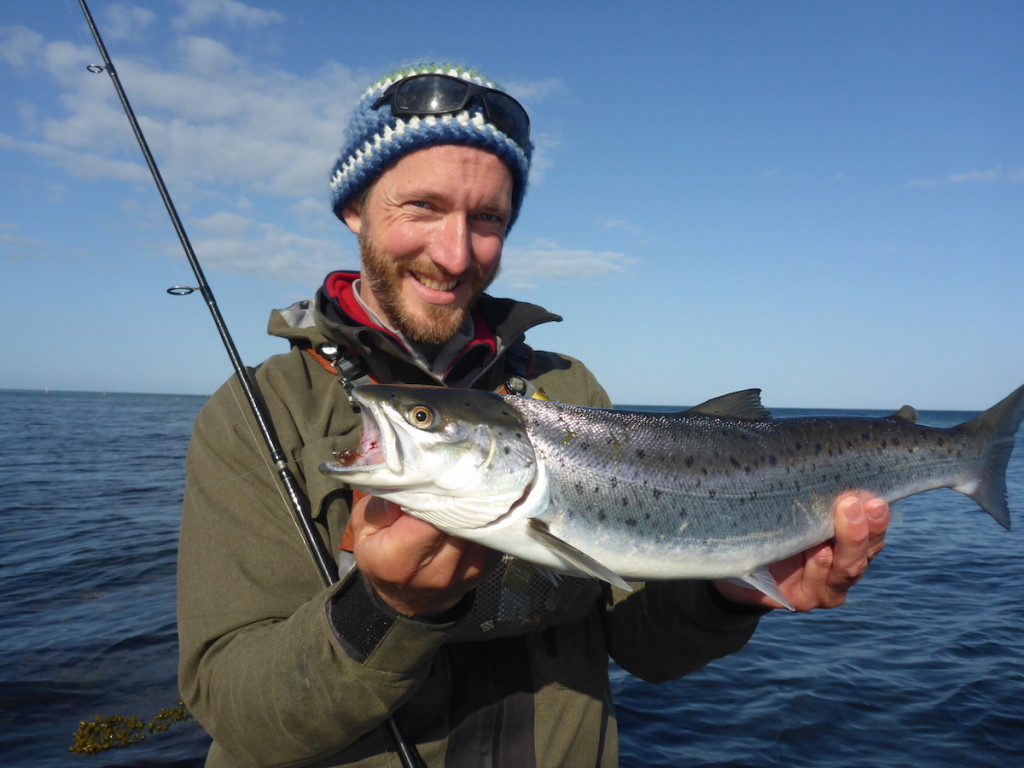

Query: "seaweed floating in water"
<box><xmin>69</xmin><ymin>700</ymin><xmax>191</xmax><ymax>754</ymax></box>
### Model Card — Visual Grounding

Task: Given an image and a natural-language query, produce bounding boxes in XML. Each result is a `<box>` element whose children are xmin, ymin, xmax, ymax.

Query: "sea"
<box><xmin>1</xmin><ymin>388</ymin><xmax>1022</xmax><ymax>767</ymax></box>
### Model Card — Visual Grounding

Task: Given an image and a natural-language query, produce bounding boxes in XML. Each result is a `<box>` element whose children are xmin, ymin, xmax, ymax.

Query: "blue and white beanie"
<box><xmin>329</xmin><ymin>61</ymin><xmax>533</xmax><ymax>230</ymax></box>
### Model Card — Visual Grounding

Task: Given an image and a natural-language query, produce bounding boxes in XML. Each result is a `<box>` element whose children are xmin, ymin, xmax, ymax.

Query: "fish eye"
<box><xmin>407</xmin><ymin>405</ymin><xmax>436</xmax><ymax>429</ymax></box>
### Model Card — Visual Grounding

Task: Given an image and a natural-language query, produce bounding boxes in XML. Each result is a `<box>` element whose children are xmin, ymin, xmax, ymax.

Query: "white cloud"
<box><xmin>905</xmin><ymin>164</ymin><xmax>1024</xmax><ymax>188</ymax></box>
<box><xmin>602</xmin><ymin>218</ymin><xmax>645</xmax><ymax>237</ymax></box>
<box><xmin>23</xmin><ymin>33</ymin><xmax>360</xmax><ymax>201</ymax></box>
<box><xmin>172</xmin><ymin>0</ymin><xmax>286</xmax><ymax>30</ymax></box>
<box><xmin>498</xmin><ymin>238</ymin><xmax>640</xmax><ymax>290</ymax></box>
<box><xmin>2</xmin><ymin>16</ymin><xmax>573</xmax><ymax>286</ymax></box>
<box><xmin>0</xmin><ymin>222</ymin><xmax>53</xmax><ymax>261</ymax></box>
<box><xmin>102</xmin><ymin>4</ymin><xmax>159</xmax><ymax>41</ymax></box>
<box><xmin>185</xmin><ymin>211</ymin><xmax>349</xmax><ymax>284</ymax></box>
<box><xmin>0</xmin><ymin>25</ymin><xmax>44</xmax><ymax>68</ymax></box>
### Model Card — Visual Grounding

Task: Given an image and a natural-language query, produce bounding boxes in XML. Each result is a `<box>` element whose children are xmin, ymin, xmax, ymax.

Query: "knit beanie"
<box><xmin>329</xmin><ymin>61</ymin><xmax>533</xmax><ymax>230</ymax></box>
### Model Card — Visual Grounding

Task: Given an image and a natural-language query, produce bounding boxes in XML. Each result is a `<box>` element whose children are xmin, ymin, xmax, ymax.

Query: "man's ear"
<box><xmin>340</xmin><ymin>201</ymin><xmax>362</xmax><ymax>235</ymax></box>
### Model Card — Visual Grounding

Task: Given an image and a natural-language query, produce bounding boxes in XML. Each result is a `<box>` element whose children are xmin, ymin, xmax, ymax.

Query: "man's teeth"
<box><xmin>416</xmin><ymin>274</ymin><xmax>458</xmax><ymax>291</ymax></box>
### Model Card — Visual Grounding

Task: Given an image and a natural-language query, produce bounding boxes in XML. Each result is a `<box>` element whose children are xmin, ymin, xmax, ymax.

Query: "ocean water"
<box><xmin>1</xmin><ymin>388</ymin><xmax>1021</xmax><ymax>766</ymax></box>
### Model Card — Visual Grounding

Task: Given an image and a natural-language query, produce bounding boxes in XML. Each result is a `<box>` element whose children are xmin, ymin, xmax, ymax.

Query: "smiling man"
<box><xmin>177</xmin><ymin>61</ymin><xmax>890</xmax><ymax>768</ymax></box>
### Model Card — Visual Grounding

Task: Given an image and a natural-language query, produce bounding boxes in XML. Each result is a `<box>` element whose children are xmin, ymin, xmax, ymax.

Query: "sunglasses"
<box><xmin>371</xmin><ymin>73</ymin><xmax>531</xmax><ymax>150</ymax></box>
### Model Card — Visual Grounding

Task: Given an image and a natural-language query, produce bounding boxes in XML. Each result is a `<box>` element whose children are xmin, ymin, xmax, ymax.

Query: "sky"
<box><xmin>1</xmin><ymin>0</ymin><xmax>1021</xmax><ymax>409</ymax></box>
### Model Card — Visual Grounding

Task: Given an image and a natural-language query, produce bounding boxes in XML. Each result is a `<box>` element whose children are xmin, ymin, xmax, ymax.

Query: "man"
<box><xmin>177</xmin><ymin>62</ymin><xmax>889</xmax><ymax>767</ymax></box>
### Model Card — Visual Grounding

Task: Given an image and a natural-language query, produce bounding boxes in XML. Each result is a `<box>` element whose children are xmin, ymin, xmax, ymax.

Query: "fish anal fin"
<box><xmin>685</xmin><ymin>389</ymin><xmax>772</xmax><ymax>421</ymax></box>
<box><xmin>527</xmin><ymin>519</ymin><xmax>632</xmax><ymax>592</ymax></box>
<box><xmin>729</xmin><ymin>566</ymin><xmax>795</xmax><ymax>611</ymax></box>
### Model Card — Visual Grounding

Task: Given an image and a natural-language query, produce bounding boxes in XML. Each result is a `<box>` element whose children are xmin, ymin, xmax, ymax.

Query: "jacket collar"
<box><xmin>273</xmin><ymin>270</ymin><xmax>562</xmax><ymax>389</ymax></box>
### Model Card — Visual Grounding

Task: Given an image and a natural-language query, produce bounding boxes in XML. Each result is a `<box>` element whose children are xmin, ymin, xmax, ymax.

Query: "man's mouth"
<box><xmin>413</xmin><ymin>272</ymin><xmax>459</xmax><ymax>292</ymax></box>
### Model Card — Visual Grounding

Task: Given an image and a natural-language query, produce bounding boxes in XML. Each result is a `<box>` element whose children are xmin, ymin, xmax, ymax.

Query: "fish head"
<box><xmin>319</xmin><ymin>385</ymin><xmax>538</xmax><ymax>531</ymax></box>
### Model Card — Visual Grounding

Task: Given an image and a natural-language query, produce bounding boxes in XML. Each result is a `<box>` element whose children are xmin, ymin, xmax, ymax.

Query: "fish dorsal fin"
<box><xmin>886</xmin><ymin>405</ymin><xmax>920</xmax><ymax>423</ymax></box>
<box><xmin>685</xmin><ymin>389</ymin><xmax>772</xmax><ymax>421</ymax></box>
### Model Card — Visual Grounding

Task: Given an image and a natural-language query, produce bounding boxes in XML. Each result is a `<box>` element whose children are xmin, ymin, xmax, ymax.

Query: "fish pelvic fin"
<box><xmin>730</xmin><ymin>566</ymin><xmax>795</xmax><ymax>612</ymax></box>
<box><xmin>954</xmin><ymin>383</ymin><xmax>1024</xmax><ymax>531</ymax></box>
<box><xmin>527</xmin><ymin>519</ymin><xmax>632</xmax><ymax>592</ymax></box>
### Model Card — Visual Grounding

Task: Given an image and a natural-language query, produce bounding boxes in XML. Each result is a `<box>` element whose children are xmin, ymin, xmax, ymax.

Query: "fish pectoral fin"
<box><xmin>532</xmin><ymin>564</ymin><xmax>563</xmax><ymax>587</ymax></box>
<box><xmin>527</xmin><ymin>519</ymin><xmax>632</xmax><ymax>592</ymax></box>
<box><xmin>730</xmin><ymin>566</ymin><xmax>796</xmax><ymax>611</ymax></box>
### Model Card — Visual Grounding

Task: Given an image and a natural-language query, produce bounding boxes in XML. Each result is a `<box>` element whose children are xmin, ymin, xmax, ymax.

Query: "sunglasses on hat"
<box><xmin>372</xmin><ymin>73</ymin><xmax>531</xmax><ymax>150</ymax></box>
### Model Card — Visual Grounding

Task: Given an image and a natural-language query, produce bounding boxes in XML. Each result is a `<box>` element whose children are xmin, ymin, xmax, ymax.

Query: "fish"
<box><xmin>320</xmin><ymin>383</ymin><xmax>1024</xmax><ymax>609</ymax></box>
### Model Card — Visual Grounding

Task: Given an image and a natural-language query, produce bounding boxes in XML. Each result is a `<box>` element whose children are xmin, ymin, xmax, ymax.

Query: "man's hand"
<box><xmin>713</xmin><ymin>491</ymin><xmax>890</xmax><ymax>611</ymax></box>
<box><xmin>349</xmin><ymin>492</ymin><xmax>493</xmax><ymax>617</ymax></box>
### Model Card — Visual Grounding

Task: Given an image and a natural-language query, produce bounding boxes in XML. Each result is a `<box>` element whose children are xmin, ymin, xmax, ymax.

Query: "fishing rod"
<box><xmin>76</xmin><ymin>2</ymin><xmax>425</xmax><ymax>766</ymax></box>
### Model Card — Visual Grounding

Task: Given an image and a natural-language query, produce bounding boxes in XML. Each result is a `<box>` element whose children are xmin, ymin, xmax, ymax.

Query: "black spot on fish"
<box><xmin>769</xmin><ymin>455</ymin><xmax>778</xmax><ymax>466</ymax></box>
<box><xmin>708</xmin><ymin>489</ymin><xmax>717</xmax><ymax>499</ymax></box>
<box><xmin>730</xmin><ymin>456</ymin><xmax>741</xmax><ymax>468</ymax></box>
<box><xmin>685</xmin><ymin>456</ymin><xmax>694</xmax><ymax>467</ymax></box>
<box><xmin>597</xmin><ymin>510</ymin><xmax>607</xmax><ymax>522</ymax></box>
<box><xmin>653</xmin><ymin>488</ymin><xmax>663</xmax><ymax>500</ymax></box>
<box><xmin>637</xmin><ymin>449</ymin><xmax>646</xmax><ymax>459</ymax></box>
<box><xmin>625</xmin><ymin>518</ymin><xmax>637</xmax><ymax>527</ymax></box>
<box><xmin>794</xmin><ymin>441</ymin><xmax>803</xmax><ymax>451</ymax></box>
<box><xmin>575</xmin><ymin>482</ymin><xmax>584</xmax><ymax>494</ymax></box>
<box><xmin>679</xmin><ymin>508</ymin><xmax>688</xmax><ymax>519</ymax></box>
<box><xmin>815</xmin><ymin>443</ymin><xmax>822</xmax><ymax>454</ymax></box>
<box><xmin>611</xmin><ymin>477</ymin><xmax>619</xmax><ymax>488</ymax></box>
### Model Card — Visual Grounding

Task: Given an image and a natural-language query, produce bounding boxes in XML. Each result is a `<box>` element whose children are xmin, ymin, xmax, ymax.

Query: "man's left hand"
<box><xmin>713</xmin><ymin>491</ymin><xmax>890</xmax><ymax>611</ymax></box>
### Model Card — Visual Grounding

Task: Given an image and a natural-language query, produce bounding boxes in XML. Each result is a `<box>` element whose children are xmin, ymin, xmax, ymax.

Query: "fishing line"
<box><xmin>75</xmin><ymin>3</ymin><xmax>426</xmax><ymax>766</ymax></box>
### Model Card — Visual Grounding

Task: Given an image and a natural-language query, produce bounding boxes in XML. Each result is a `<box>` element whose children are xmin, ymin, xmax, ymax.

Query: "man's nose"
<box><xmin>430</xmin><ymin>215</ymin><xmax>472</xmax><ymax>275</ymax></box>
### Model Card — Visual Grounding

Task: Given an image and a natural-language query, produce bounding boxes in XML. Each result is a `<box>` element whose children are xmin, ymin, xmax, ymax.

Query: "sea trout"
<box><xmin>320</xmin><ymin>384</ymin><xmax>1024</xmax><ymax>608</ymax></box>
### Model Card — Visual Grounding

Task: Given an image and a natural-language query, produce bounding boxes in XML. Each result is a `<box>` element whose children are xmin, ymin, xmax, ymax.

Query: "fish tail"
<box><xmin>954</xmin><ymin>384</ymin><xmax>1024</xmax><ymax>530</ymax></box>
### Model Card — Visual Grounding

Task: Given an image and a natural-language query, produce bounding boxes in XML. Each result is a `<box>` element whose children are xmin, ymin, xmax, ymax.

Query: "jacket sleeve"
<box><xmin>603</xmin><ymin>581</ymin><xmax>766</xmax><ymax>683</ymax></box>
<box><xmin>176</xmin><ymin>357</ymin><xmax>454</xmax><ymax>766</ymax></box>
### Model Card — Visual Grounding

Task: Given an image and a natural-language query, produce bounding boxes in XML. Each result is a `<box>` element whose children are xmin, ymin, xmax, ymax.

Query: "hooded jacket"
<box><xmin>177</xmin><ymin>274</ymin><xmax>764</xmax><ymax>767</ymax></box>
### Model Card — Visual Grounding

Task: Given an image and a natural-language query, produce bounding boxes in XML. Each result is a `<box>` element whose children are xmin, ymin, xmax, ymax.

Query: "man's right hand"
<box><xmin>349</xmin><ymin>492</ymin><xmax>493</xmax><ymax>617</ymax></box>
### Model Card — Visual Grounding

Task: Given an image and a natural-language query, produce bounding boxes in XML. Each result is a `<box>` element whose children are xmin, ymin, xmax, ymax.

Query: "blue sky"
<box><xmin>2</xmin><ymin>0</ymin><xmax>1021</xmax><ymax>409</ymax></box>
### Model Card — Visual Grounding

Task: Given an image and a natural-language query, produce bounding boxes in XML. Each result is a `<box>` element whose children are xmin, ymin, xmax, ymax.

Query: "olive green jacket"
<box><xmin>177</xmin><ymin>285</ymin><xmax>764</xmax><ymax>767</ymax></box>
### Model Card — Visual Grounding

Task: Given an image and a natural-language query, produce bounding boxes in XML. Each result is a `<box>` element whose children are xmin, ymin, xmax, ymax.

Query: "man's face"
<box><xmin>342</xmin><ymin>145</ymin><xmax>513</xmax><ymax>345</ymax></box>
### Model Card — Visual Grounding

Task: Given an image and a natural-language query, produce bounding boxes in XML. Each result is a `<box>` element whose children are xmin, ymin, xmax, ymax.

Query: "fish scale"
<box><xmin>321</xmin><ymin>384</ymin><xmax>1024</xmax><ymax>609</ymax></box>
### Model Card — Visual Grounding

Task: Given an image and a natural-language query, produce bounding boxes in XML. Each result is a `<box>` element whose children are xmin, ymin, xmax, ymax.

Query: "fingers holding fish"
<box><xmin>710</xmin><ymin>492</ymin><xmax>890</xmax><ymax>612</ymax></box>
<box><xmin>350</xmin><ymin>493</ymin><xmax>492</xmax><ymax>617</ymax></box>
<box><xmin>811</xmin><ymin>492</ymin><xmax>891</xmax><ymax>608</ymax></box>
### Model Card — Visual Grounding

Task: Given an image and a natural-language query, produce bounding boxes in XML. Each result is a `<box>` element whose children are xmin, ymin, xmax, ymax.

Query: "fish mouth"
<box><xmin>320</xmin><ymin>397</ymin><xmax>401</xmax><ymax>476</ymax></box>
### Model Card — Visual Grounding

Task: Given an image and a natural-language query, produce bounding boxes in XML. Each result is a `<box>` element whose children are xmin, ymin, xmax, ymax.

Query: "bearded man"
<box><xmin>177</xmin><ymin>61</ymin><xmax>889</xmax><ymax>768</ymax></box>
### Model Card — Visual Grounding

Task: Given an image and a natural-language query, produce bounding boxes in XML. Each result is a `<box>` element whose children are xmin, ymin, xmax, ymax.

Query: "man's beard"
<box><xmin>359</xmin><ymin>230</ymin><xmax>500</xmax><ymax>345</ymax></box>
